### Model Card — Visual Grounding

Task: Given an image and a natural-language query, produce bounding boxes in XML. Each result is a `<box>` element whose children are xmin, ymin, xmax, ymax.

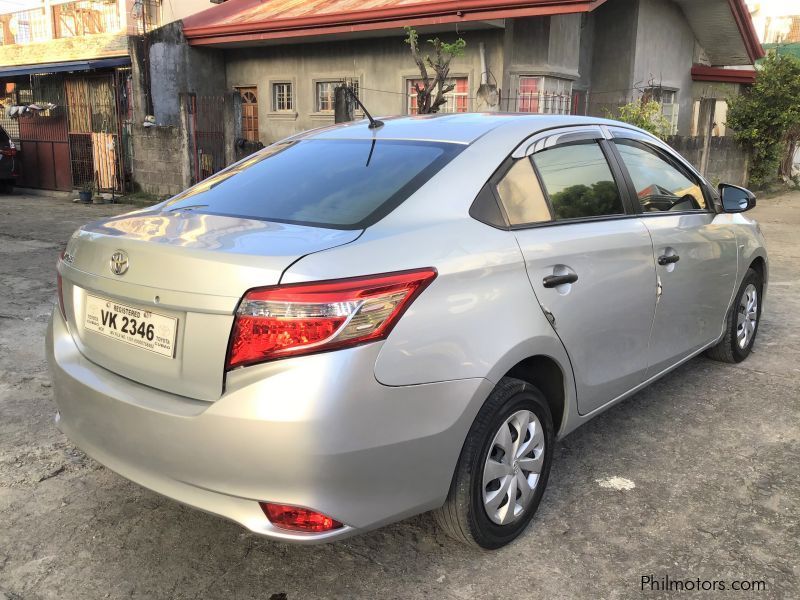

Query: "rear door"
<box><xmin>499</xmin><ymin>127</ymin><xmax>658</xmax><ymax>415</ymax></box>
<box><xmin>608</xmin><ymin>128</ymin><xmax>738</xmax><ymax>375</ymax></box>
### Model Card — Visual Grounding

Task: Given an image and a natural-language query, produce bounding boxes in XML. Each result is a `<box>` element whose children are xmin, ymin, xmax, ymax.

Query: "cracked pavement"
<box><xmin>0</xmin><ymin>192</ymin><xmax>797</xmax><ymax>599</ymax></box>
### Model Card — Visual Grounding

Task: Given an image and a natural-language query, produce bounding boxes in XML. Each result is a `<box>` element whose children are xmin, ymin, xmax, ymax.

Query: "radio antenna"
<box><xmin>343</xmin><ymin>84</ymin><xmax>384</xmax><ymax>129</ymax></box>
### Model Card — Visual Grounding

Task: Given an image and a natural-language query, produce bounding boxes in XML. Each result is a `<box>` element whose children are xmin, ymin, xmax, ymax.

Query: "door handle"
<box><xmin>543</xmin><ymin>273</ymin><xmax>578</xmax><ymax>288</ymax></box>
<box><xmin>658</xmin><ymin>254</ymin><xmax>680</xmax><ymax>266</ymax></box>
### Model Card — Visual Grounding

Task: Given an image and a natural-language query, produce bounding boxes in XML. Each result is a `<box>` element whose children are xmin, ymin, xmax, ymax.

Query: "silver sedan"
<box><xmin>48</xmin><ymin>114</ymin><xmax>767</xmax><ymax>549</ymax></box>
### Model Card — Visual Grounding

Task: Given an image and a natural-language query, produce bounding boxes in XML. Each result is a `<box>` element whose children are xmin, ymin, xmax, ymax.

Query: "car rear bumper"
<box><xmin>47</xmin><ymin>310</ymin><xmax>490</xmax><ymax>543</ymax></box>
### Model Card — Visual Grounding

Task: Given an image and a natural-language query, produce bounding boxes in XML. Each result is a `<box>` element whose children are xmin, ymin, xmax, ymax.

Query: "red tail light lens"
<box><xmin>227</xmin><ymin>268</ymin><xmax>437</xmax><ymax>369</ymax></box>
<box><xmin>261</xmin><ymin>502</ymin><xmax>343</xmax><ymax>533</ymax></box>
<box><xmin>1</xmin><ymin>147</ymin><xmax>16</xmax><ymax>157</ymax></box>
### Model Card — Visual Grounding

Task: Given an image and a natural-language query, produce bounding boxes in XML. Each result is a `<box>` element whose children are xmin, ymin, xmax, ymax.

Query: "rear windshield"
<box><xmin>161</xmin><ymin>138</ymin><xmax>464</xmax><ymax>229</ymax></box>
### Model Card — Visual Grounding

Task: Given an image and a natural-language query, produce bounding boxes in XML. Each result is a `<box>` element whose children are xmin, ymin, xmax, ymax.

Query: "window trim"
<box><xmin>312</xmin><ymin>77</ymin><xmax>360</xmax><ymax>115</ymax></box>
<box><xmin>607</xmin><ymin>136</ymin><xmax>714</xmax><ymax>216</ymax></box>
<box><xmin>270</xmin><ymin>81</ymin><xmax>294</xmax><ymax>113</ymax></box>
<box><xmin>471</xmin><ymin>125</ymin><xmax>647</xmax><ymax>231</ymax></box>
<box><xmin>475</xmin><ymin>138</ymin><xmax>638</xmax><ymax>231</ymax></box>
<box><xmin>404</xmin><ymin>74</ymin><xmax>470</xmax><ymax>115</ymax></box>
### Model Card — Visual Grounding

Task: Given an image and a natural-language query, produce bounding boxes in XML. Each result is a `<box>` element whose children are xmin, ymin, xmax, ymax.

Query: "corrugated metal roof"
<box><xmin>183</xmin><ymin>0</ymin><xmax>763</xmax><ymax>68</ymax></box>
<box><xmin>183</xmin><ymin>0</ymin><xmax>608</xmax><ymax>44</ymax></box>
<box><xmin>205</xmin><ymin>0</ymin><xmax>449</xmax><ymax>27</ymax></box>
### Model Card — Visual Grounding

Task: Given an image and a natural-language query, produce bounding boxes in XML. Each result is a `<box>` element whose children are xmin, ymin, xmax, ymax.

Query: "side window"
<box><xmin>532</xmin><ymin>142</ymin><xmax>625</xmax><ymax>220</ymax></box>
<box><xmin>614</xmin><ymin>140</ymin><xmax>707</xmax><ymax>212</ymax></box>
<box><xmin>495</xmin><ymin>159</ymin><xmax>552</xmax><ymax>225</ymax></box>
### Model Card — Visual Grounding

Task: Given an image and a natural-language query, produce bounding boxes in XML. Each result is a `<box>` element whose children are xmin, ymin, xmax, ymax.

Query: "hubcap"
<box><xmin>736</xmin><ymin>283</ymin><xmax>759</xmax><ymax>350</ymax></box>
<box><xmin>482</xmin><ymin>409</ymin><xmax>545</xmax><ymax>526</ymax></box>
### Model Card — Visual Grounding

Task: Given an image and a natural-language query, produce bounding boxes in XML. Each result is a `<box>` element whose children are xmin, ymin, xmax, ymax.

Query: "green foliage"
<box><xmin>610</xmin><ymin>99</ymin><xmax>671</xmax><ymax>139</ymax></box>
<box><xmin>726</xmin><ymin>52</ymin><xmax>800</xmax><ymax>189</ymax></box>
<box><xmin>437</xmin><ymin>37</ymin><xmax>467</xmax><ymax>58</ymax></box>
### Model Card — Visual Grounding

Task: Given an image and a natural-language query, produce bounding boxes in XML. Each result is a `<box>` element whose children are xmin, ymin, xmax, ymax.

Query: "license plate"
<box><xmin>84</xmin><ymin>295</ymin><xmax>178</xmax><ymax>358</ymax></box>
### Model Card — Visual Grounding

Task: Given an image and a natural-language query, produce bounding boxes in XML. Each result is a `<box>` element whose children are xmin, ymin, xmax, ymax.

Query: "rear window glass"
<box><xmin>162</xmin><ymin>139</ymin><xmax>464</xmax><ymax>229</ymax></box>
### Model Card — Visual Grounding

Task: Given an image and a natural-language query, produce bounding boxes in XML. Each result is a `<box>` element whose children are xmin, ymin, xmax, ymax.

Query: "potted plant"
<box><xmin>78</xmin><ymin>180</ymin><xmax>94</xmax><ymax>203</ymax></box>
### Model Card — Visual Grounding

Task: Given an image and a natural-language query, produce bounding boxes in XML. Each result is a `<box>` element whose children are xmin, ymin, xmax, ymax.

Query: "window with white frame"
<box><xmin>316</xmin><ymin>79</ymin><xmax>359</xmax><ymax>112</ymax></box>
<box><xmin>407</xmin><ymin>77</ymin><xmax>468</xmax><ymax>114</ymax></box>
<box><xmin>271</xmin><ymin>82</ymin><xmax>293</xmax><ymax>112</ymax></box>
<box><xmin>517</xmin><ymin>76</ymin><xmax>573</xmax><ymax>115</ymax></box>
<box><xmin>643</xmin><ymin>87</ymin><xmax>679</xmax><ymax>135</ymax></box>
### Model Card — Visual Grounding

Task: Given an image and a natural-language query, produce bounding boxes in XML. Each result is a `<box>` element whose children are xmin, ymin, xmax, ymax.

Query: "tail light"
<box><xmin>260</xmin><ymin>502</ymin><xmax>343</xmax><ymax>533</ymax></box>
<box><xmin>1</xmin><ymin>141</ymin><xmax>16</xmax><ymax>157</ymax></box>
<box><xmin>56</xmin><ymin>250</ymin><xmax>66</xmax><ymax>320</ymax></box>
<box><xmin>226</xmin><ymin>268</ymin><xmax>437</xmax><ymax>369</ymax></box>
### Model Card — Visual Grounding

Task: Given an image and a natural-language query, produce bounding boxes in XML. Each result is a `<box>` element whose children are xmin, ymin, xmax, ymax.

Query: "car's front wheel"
<box><xmin>434</xmin><ymin>377</ymin><xmax>554</xmax><ymax>549</ymax></box>
<box><xmin>706</xmin><ymin>267</ymin><xmax>763</xmax><ymax>363</ymax></box>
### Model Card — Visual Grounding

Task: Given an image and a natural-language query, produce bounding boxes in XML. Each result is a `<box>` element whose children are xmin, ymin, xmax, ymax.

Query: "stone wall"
<box><xmin>668</xmin><ymin>135</ymin><xmax>750</xmax><ymax>187</ymax></box>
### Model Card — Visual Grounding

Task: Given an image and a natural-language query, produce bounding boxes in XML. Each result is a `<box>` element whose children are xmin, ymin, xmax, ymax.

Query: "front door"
<box><xmin>494</xmin><ymin>128</ymin><xmax>658</xmax><ymax>415</ymax></box>
<box><xmin>609</xmin><ymin>134</ymin><xmax>738</xmax><ymax>375</ymax></box>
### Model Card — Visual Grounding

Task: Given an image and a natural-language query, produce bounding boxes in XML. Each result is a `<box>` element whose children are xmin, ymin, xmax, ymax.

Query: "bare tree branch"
<box><xmin>405</xmin><ymin>27</ymin><xmax>466</xmax><ymax>114</ymax></box>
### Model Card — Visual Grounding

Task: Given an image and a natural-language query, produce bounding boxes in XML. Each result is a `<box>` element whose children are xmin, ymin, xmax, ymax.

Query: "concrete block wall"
<box><xmin>667</xmin><ymin>135</ymin><xmax>749</xmax><ymax>187</ymax></box>
<box><xmin>130</xmin><ymin>122</ymin><xmax>189</xmax><ymax>197</ymax></box>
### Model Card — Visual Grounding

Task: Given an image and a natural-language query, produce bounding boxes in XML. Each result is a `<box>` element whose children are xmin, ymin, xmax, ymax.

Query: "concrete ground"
<box><xmin>0</xmin><ymin>191</ymin><xmax>797</xmax><ymax>599</ymax></box>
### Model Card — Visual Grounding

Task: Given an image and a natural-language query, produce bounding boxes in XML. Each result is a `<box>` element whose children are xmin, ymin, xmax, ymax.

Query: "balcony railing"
<box><xmin>0</xmin><ymin>8</ymin><xmax>50</xmax><ymax>46</ymax></box>
<box><xmin>53</xmin><ymin>1</ymin><xmax>121</xmax><ymax>39</ymax></box>
<box><xmin>0</xmin><ymin>1</ymin><xmax>162</xmax><ymax>46</ymax></box>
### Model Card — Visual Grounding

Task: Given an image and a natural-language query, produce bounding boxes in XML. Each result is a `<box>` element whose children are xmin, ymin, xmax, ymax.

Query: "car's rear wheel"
<box><xmin>706</xmin><ymin>267</ymin><xmax>763</xmax><ymax>363</ymax></box>
<box><xmin>0</xmin><ymin>180</ymin><xmax>13</xmax><ymax>194</ymax></box>
<box><xmin>434</xmin><ymin>377</ymin><xmax>553</xmax><ymax>549</ymax></box>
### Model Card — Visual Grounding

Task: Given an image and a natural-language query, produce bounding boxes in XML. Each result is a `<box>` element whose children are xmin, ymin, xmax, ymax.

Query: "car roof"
<box><xmin>293</xmin><ymin>113</ymin><xmax>635</xmax><ymax>145</ymax></box>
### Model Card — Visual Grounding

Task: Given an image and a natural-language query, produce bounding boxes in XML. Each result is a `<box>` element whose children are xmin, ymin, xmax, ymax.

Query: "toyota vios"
<box><xmin>48</xmin><ymin>114</ymin><xmax>767</xmax><ymax>549</ymax></box>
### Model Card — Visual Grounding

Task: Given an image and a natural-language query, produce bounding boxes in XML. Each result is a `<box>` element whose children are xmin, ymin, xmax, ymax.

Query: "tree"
<box><xmin>611</xmin><ymin>98</ymin><xmax>672</xmax><ymax>139</ymax></box>
<box><xmin>405</xmin><ymin>27</ymin><xmax>466</xmax><ymax>114</ymax></box>
<box><xmin>726</xmin><ymin>52</ymin><xmax>800</xmax><ymax>188</ymax></box>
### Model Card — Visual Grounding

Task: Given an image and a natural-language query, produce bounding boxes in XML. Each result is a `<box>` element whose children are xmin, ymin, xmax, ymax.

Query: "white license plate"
<box><xmin>84</xmin><ymin>295</ymin><xmax>178</xmax><ymax>358</ymax></box>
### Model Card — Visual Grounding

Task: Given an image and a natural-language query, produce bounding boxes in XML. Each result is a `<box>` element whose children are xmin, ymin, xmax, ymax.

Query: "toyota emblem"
<box><xmin>110</xmin><ymin>250</ymin><xmax>129</xmax><ymax>276</ymax></box>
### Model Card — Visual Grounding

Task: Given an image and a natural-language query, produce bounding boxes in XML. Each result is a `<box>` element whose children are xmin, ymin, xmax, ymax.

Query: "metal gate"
<box><xmin>187</xmin><ymin>94</ymin><xmax>226</xmax><ymax>184</ymax></box>
<box><xmin>12</xmin><ymin>71</ymin><xmax>128</xmax><ymax>192</ymax></box>
<box><xmin>64</xmin><ymin>73</ymin><xmax>125</xmax><ymax>192</ymax></box>
<box><xmin>17</xmin><ymin>75</ymin><xmax>72</xmax><ymax>191</ymax></box>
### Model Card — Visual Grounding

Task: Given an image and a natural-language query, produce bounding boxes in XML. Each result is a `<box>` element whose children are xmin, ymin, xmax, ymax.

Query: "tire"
<box><xmin>434</xmin><ymin>377</ymin><xmax>554</xmax><ymax>549</ymax></box>
<box><xmin>0</xmin><ymin>180</ymin><xmax>13</xmax><ymax>194</ymax></box>
<box><xmin>706</xmin><ymin>267</ymin><xmax>763</xmax><ymax>363</ymax></box>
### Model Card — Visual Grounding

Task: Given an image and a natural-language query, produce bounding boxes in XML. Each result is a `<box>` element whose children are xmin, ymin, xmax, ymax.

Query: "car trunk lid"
<box><xmin>59</xmin><ymin>210</ymin><xmax>361</xmax><ymax>401</ymax></box>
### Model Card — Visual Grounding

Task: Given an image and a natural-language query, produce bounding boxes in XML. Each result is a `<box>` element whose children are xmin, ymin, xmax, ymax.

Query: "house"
<box><xmin>0</xmin><ymin>0</ymin><xmax>218</xmax><ymax>193</ymax></box>
<box><xmin>168</xmin><ymin>0</ymin><xmax>762</xmax><ymax>151</ymax></box>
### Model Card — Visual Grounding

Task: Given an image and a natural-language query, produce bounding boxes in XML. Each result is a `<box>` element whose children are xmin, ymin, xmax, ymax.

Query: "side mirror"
<box><xmin>719</xmin><ymin>183</ymin><xmax>756</xmax><ymax>213</ymax></box>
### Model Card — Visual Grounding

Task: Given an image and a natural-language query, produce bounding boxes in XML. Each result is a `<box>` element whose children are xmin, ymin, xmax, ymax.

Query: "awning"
<box><xmin>0</xmin><ymin>57</ymin><xmax>131</xmax><ymax>79</ymax></box>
